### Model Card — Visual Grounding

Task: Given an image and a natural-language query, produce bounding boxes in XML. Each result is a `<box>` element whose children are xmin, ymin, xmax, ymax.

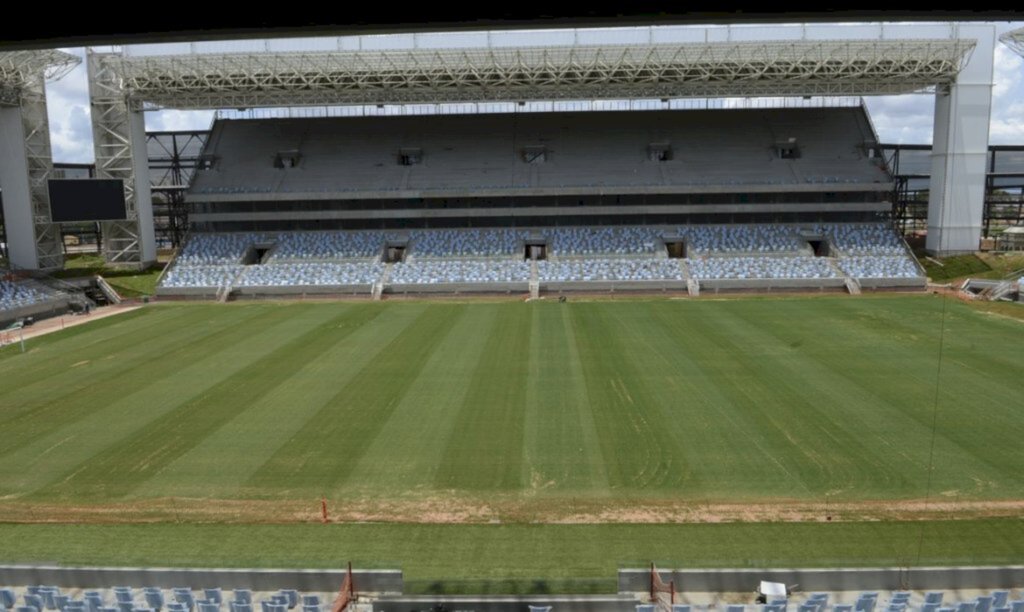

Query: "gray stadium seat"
<box><xmin>993</xmin><ymin>594</ymin><xmax>1010</xmax><ymax>609</ymax></box>
<box><xmin>23</xmin><ymin>597</ymin><xmax>44</xmax><ymax>612</ymax></box>
<box><xmin>978</xmin><ymin>597</ymin><xmax>994</xmax><ymax>612</ymax></box>
<box><xmin>1007</xmin><ymin>602</ymin><xmax>1024</xmax><ymax>612</ymax></box>
<box><xmin>143</xmin><ymin>591</ymin><xmax>163</xmax><ymax>612</ymax></box>
<box><xmin>1</xmin><ymin>590</ymin><xmax>15</xmax><ymax>610</ymax></box>
<box><xmin>172</xmin><ymin>591</ymin><xmax>194</xmax><ymax>612</ymax></box>
<box><xmin>231</xmin><ymin>593</ymin><xmax>251</xmax><ymax>607</ymax></box>
<box><xmin>636</xmin><ymin>606</ymin><xmax>657</xmax><ymax>612</ymax></box>
<box><xmin>16</xmin><ymin>606</ymin><xmax>39</xmax><ymax>612</ymax></box>
<box><xmin>197</xmin><ymin>603</ymin><xmax>218</xmax><ymax>612</ymax></box>
<box><xmin>528</xmin><ymin>607</ymin><xmax>552</xmax><ymax>612</ymax></box>
<box><xmin>834</xmin><ymin>606</ymin><xmax>853</xmax><ymax>612</ymax></box>
<box><xmin>229</xmin><ymin>605</ymin><xmax>251</xmax><ymax>612</ymax></box>
<box><xmin>671</xmin><ymin>606</ymin><xmax>692</xmax><ymax>612</ymax></box>
<box><xmin>278</xmin><ymin>592</ymin><xmax>297</xmax><ymax>610</ymax></box>
<box><xmin>926</xmin><ymin>594</ymin><xmax>945</xmax><ymax>606</ymax></box>
<box><xmin>728</xmin><ymin>606</ymin><xmax>746</xmax><ymax>612</ymax></box>
<box><xmin>202</xmin><ymin>592</ymin><xmax>221</xmax><ymax>606</ymax></box>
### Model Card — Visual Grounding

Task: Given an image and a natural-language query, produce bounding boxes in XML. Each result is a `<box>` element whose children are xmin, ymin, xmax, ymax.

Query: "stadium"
<box><xmin>1</xmin><ymin>15</ymin><xmax>1024</xmax><ymax>612</ymax></box>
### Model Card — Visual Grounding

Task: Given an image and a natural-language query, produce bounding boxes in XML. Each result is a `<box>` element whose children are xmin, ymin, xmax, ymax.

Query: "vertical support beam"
<box><xmin>0</xmin><ymin>104</ymin><xmax>39</xmax><ymax>269</ymax></box>
<box><xmin>927</xmin><ymin>24</ymin><xmax>995</xmax><ymax>254</ymax></box>
<box><xmin>0</xmin><ymin>72</ymin><xmax>62</xmax><ymax>271</ymax></box>
<box><xmin>130</xmin><ymin>110</ymin><xmax>156</xmax><ymax>262</ymax></box>
<box><xmin>87</xmin><ymin>50</ymin><xmax>153</xmax><ymax>267</ymax></box>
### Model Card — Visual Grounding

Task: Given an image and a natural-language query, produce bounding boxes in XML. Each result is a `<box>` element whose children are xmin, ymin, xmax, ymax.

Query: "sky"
<box><xmin>43</xmin><ymin>22</ymin><xmax>1024</xmax><ymax>164</ymax></box>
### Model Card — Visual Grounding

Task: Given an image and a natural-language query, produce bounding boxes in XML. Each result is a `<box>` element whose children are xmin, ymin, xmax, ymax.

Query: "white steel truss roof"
<box><xmin>1000</xmin><ymin>27</ymin><xmax>1024</xmax><ymax>57</ymax></box>
<box><xmin>0</xmin><ymin>50</ymin><xmax>79</xmax><ymax>105</ymax></box>
<box><xmin>105</xmin><ymin>39</ymin><xmax>975</xmax><ymax>110</ymax></box>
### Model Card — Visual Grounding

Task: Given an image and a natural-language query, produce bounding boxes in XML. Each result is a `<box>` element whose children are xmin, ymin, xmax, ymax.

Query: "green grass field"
<box><xmin>2</xmin><ymin>520</ymin><xmax>1024</xmax><ymax>593</ymax></box>
<box><xmin>2</xmin><ymin>295</ymin><xmax>1024</xmax><ymax>586</ymax></box>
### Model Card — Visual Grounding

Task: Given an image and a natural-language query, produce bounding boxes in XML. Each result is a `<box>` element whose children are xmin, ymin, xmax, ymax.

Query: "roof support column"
<box><xmin>926</xmin><ymin>24</ymin><xmax>995</xmax><ymax>255</ymax></box>
<box><xmin>87</xmin><ymin>50</ymin><xmax>155</xmax><ymax>267</ymax></box>
<box><xmin>0</xmin><ymin>71</ymin><xmax>62</xmax><ymax>271</ymax></box>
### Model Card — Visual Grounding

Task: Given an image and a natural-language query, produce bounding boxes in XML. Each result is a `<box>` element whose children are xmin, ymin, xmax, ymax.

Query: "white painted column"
<box><xmin>129</xmin><ymin>111</ymin><xmax>156</xmax><ymax>263</ymax></box>
<box><xmin>0</xmin><ymin>106</ymin><xmax>39</xmax><ymax>269</ymax></box>
<box><xmin>927</xmin><ymin>24</ymin><xmax>995</xmax><ymax>254</ymax></box>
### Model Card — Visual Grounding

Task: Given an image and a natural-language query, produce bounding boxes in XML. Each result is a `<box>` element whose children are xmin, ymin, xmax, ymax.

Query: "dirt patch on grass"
<box><xmin>1</xmin><ymin>496</ymin><xmax>1022</xmax><ymax>525</ymax></box>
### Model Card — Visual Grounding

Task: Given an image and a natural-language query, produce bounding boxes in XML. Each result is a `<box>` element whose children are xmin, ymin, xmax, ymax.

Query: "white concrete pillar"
<box><xmin>927</xmin><ymin>24</ymin><xmax>995</xmax><ymax>254</ymax></box>
<box><xmin>0</xmin><ymin>105</ymin><xmax>39</xmax><ymax>269</ymax></box>
<box><xmin>129</xmin><ymin>111</ymin><xmax>156</xmax><ymax>263</ymax></box>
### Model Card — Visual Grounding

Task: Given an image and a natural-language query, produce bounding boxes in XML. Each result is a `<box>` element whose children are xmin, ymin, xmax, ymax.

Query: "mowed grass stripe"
<box><xmin>246</xmin><ymin>304</ymin><xmax>466</xmax><ymax>495</ymax></box>
<box><xmin>434</xmin><ymin>303</ymin><xmax>531</xmax><ymax>491</ymax></box>
<box><xmin>35</xmin><ymin>304</ymin><xmax>378</xmax><ymax>499</ymax></box>
<box><xmin>134</xmin><ymin>304</ymin><xmax>420</xmax><ymax>499</ymax></box>
<box><xmin>753</xmin><ymin>298</ymin><xmax>1024</xmax><ymax>498</ymax></box>
<box><xmin>523</xmin><ymin>303</ymin><xmax>610</xmax><ymax>494</ymax></box>
<box><xmin>0</xmin><ymin>305</ymin><xmax>312</xmax><ymax>497</ymax></box>
<box><xmin>0</xmin><ymin>306</ymin><xmax>208</xmax><ymax>411</ymax></box>
<box><xmin>343</xmin><ymin>305</ymin><xmax>500</xmax><ymax>494</ymax></box>
<box><xmin>0</xmin><ymin>306</ymin><xmax>176</xmax><ymax>366</ymax></box>
<box><xmin>689</xmin><ymin>300</ymin><xmax>928</xmax><ymax>498</ymax></box>
<box><xmin>0</xmin><ymin>305</ymin><xmax>288</xmax><ymax>454</ymax></box>
<box><xmin>569</xmin><ymin>303</ymin><xmax>690</xmax><ymax>490</ymax></box>
<box><xmin>0</xmin><ymin>307</ymin><xmax>153</xmax><ymax>363</ymax></box>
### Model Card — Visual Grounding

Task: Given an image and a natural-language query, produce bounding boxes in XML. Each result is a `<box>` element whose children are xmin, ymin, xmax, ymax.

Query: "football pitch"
<box><xmin>1</xmin><ymin>295</ymin><xmax>1023</xmax><ymax>583</ymax></box>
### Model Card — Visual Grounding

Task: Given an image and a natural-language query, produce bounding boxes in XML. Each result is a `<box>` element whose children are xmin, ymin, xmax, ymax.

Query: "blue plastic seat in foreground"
<box><xmin>229</xmin><ymin>605</ymin><xmax>251</xmax><ymax>612</ymax></box>
<box><xmin>143</xmin><ymin>591</ymin><xmax>163</xmax><ymax>612</ymax></box>
<box><xmin>202</xmin><ymin>592</ymin><xmax>221</xmax><ymax>606</ymax></box>
<box><xmin>231</xmin><ymin>594</ymin><xmax>250</xmax><ymax>607</ymax></box>
<box><xmin>993</xmin><ymin>594</ymin><xmax>1010</xmax><ymax>609</ymax></box>
<box><xmin>197</xmin><ymin>603</ymin><xmax>218</xmax><ymax>612</ymax></box>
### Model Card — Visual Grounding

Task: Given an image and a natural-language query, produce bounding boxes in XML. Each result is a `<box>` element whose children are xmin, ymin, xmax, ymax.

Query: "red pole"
<box><xmin>321</xmin><ymin>496</ymin><xmax>329</xmax><ymax>524</ymax></box>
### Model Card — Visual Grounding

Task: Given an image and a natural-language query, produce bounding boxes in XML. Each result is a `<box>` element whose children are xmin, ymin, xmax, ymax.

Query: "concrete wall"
<box><xmin>858</xmin><ymin>277</ymin><xmax>928</xmax><ymax>290</ymax></box>
<box><xmin>618</xmin><ymin>566</ymin><xmax>1024</xmax><ymax>593</ymax></box>
<box><xmin>0</xmin><ymin>565</ymin><xmax>402</xmax><ymax>593</ymax></box>
<box><xmin>372</xmin><ymin>595</ymin><xmax>639</xmax><ymax>612</ymax></box>
<box><xmin>0</xmin><ymin>297</ymin><xmax>71</xmax><ymax>328</ymax></box>
<box><xmin>542</xmin><ymin>280</ymin><xmax>689</xmax><ymax>293</ymax></box>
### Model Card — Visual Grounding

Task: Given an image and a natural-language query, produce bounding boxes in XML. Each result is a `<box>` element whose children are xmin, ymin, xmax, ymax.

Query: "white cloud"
<box><xmin>37</xmin><ymin>22</ymin><xmax>1024</xmax><ymax>163</ymax></box>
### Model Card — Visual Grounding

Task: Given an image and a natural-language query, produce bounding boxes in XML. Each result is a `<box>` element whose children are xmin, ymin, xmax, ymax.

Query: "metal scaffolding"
<box><xmin>0</xmin><ymin>50</ymin><xmax>79</xmax><ymax>270</ymax></box>
<box><xmin>999</xmin><ymin>27</ymin><xmax>1024</xmax><ymax>57</ymax></box>
<box><xmin>105</xmin><ymin>39</ymin><xmax>975</xmax><ymax>110</ymax></box>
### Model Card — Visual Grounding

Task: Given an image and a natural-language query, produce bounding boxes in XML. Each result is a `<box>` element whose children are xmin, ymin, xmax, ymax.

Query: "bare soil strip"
<box><xmin>1</xmin><ymin>497</ymin><xmax>1022</xmax><ymax>525</ymax></box>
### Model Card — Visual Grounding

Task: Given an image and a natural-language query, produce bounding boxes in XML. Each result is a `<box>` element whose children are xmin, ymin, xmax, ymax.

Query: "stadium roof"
<box><xmin>1000</xmin><ymin>27</ymin><xmax>1024</xmax><ymax>57</ymax></box>
<box><xmin>103</xmin><ymin>25</ymin><xmax>978</xmax><ymax>110</ymax></box>
<box><xmin>0</xmin><ymin>49</ymin><xmax>79</xmax><ymax>104</ymax></box>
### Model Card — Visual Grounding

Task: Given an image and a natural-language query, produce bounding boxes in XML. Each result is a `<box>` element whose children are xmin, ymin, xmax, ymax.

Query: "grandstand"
<box><xmin>158</xmin><ymin>106</ymin><xmax>924</xmax><ymax>298</ymax></box>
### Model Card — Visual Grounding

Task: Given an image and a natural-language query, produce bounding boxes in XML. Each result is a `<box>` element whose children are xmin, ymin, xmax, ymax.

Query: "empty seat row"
<box><xmin>1</xmin><ymin>587</ymin><xmax>323</xmax><ymax>612</ymax></box>
<box><xmin>537</xmin><ymin>258</ymin><xmax>683</xmax><ymax>282</ymax></box>
<box><xmin>687</xmin><ymin>256</ymin><xmax>839</xmax><ymax>280</ymax></box>
<box><xmin>390</xmin><ymin>259</ymin><xmax>531</xmax><ymax>284</ymax></box>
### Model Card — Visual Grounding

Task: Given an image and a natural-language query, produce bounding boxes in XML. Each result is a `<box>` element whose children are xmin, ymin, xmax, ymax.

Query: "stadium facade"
<box><xmin>0</xmin><ymin>22</ymin><xmax>1014</xmax><ymax>299</ymax></box>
